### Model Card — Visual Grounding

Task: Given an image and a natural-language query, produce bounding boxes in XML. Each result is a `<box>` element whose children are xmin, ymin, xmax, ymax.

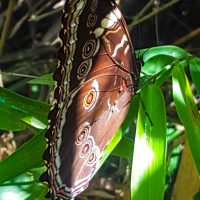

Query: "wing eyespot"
<box><xmin>87</xmin><ymin>13</ymin><xmax>97</xmax><ymax>27</ymax></box>
<box><xmin>77</xmin><ymin>59</ymin><xmax>92</xmax><ymax>80</ymax></box>
<box><xmin>82</xmin><ymin>39</ymin><xmax>98</xmax><ymax>59</ymax></box>
<box><xmin>83</xmin><ymin>90</ymin><xmax>97</xmax><ymax>110</ymax></box>
<box><xmin>87</xmin><ymin>149</ymin><xmax>98</xmax><ymax>165</ymax></box>
<box><xmin>76</xmin><ymin>125</ymin><xmax>90</xmax><ymax>145</ymax></box>
<box><xmin>81</xmin><ymin>144</ymin><xmax>90</xmax><ymax>155</ymax></box>
<box><xmin>90</xmin><ymin>0</ymin><xmax>98</xmax><ymax>12</ymax></box>
<box><xmin>80</xmin><ymin>140</ymin><xmax>92</xmax><ymax>158</ymax></box>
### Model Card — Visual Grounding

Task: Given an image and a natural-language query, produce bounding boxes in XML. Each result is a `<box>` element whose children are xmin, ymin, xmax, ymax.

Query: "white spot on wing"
<box><xmin>115</xmin><ymin>7</ymin><xmax>122</xmax><ymax>19</ymax></box>
<box><xmin>108</xmin><ymin>105</ymin><xmax>120</xmax><ymax>119</ymax></box>
<box><xmin>107</xmin><ymin>98</ymin><xmax>111</xmax><ymax>109</ymax></box>
<box><xmin>112</xmin><ymin>34</ymin><xmax>128</xmax><ymax>57</ymax></box>
<box><xmin>124</xmin><ymin>44</ymin><xmax>130</xmax><ymax>55</ymax></box>
<box><xmin>114</xmin><ymin>76</ymin><xmax>117</xmax><ymax>87</ymax></box>
<box><xmin>93</xmin><ymin>27</ymin><xmax>104</xmax><ymax>38</ymax></box>
<box><xmin>106</xmin><ymin>12</ymin><xmax>118</xmax><ymax>22</ymax></box>
<box><xmin>101</xmin><ymin>18</ymin><xmax>115</xmax><ymax>28</ymax></box>
<box><xmin>92</xmin><ymin>79</ymin><xmax>99</xmax><ymax>92</ymax></box>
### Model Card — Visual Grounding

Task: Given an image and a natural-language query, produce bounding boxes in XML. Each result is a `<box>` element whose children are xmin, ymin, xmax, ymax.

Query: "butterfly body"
<box><xmin>40</xmin><ymin>0</ymin><xmax>139</xmax><ymax>199</ymax></box>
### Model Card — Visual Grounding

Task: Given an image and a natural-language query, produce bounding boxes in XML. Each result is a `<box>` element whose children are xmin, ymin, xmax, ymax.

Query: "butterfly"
<box><xmin>40</xmin><ymin>0</ymin><xmax>140</xmax><ymax>199</ymax></box>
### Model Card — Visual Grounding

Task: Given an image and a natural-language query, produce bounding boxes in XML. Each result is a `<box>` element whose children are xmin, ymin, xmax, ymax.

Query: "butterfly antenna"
<box><xmin>138</xmin><ymin>94</ymin><xmax>153</xmax><ymax>126</ymax></box>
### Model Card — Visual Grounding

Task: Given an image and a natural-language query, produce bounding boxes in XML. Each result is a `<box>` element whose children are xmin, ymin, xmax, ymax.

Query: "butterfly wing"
<box><xmin>40</xmin><ymin>0</ymin><xmax>138</xmax><ymax>199</ymax></box>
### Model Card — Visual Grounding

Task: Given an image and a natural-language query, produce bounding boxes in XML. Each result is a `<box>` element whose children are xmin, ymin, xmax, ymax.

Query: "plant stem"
<box><xmin>129</xmin><ymin>0</ymin><xmax>181</xmax><ymax>31</ymax></box>
<box><xmin>0</xmin><ymin>0</ymin><xmax>16</xmax><ymax>55</ymax></box>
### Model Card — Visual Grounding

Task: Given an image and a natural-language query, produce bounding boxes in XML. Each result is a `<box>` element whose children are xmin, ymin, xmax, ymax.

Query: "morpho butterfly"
<box><xmin>40</xmin><ymin>0</ymin><xmax>140</xmax><ymax>199</ymax></box>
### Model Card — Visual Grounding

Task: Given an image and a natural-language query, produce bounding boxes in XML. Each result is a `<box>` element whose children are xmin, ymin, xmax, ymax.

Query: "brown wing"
<box><xmin>40</xmin><ymin>0</ymin><xmax>137</xmax><ymax>199</ymax></box>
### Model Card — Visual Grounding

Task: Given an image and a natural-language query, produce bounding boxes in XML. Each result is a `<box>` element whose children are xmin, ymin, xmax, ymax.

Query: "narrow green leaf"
<box><xmin>112</xmin><ymin>135</ymin><xmax>134</xmax><ymax>159</ymax></box>
<box><xmin>139</xmin><ymin>46</ymin><xmax>193</xmax><ymax>92</ymax></box>
<box><xmin>136</xmin><ymin>45</ymin><xmax>190</xmax><ymax>62</ymax></box>
<box><xmin>0</xmin><ymin>167</ymin><xmax>47</xmax><ymax>200</ymax></box>
<box><xmin>140</xmin><ymin>63</ymin><xmax>174</xmax><ymax>90</ymax></box>
<box><xmin>94</xmin><ymin>129</ymin><xmax>122</xmax><ymax>174</ymax></box>
<box><xmin>0</xmin><ymin>132</ymin><xmax>45</xmax><ymax>184</ymax></box>
<box><xmin>172</xmin><ymin>65</ymin><xmax>200</xmax><ymax>174</ymax></box>
<box><xmin>28</xmin><ymin>73</ymin><xmax>54</xmax><ymax>86</ymax></box>
<box><xmin>121</xmin><ymin>95</ymin><xmax>139</xmax><ymax>134</ymax></box>
<box><xmin>0</xmin><ymin>87</ymin><xmax>50</xmax><ymax>131</ymax></box>
<box><xmin>142</xmin><ymin>55</ymin><xmax>174</xmax><ymax>75</ymax></box>
<box><xmin>190</xmin><ymin>57</ymin><xmax>200</xmax><ymax>96</ymax></box>
<box><xmin>154</xmin><ymin>65</ymin><xmax>173</xmax><ymax>86</ymax></box>
<box><xmin>131</xmin><ymin>84</ymin><xmax>166</xmax><ymax>200</ymax></box>
<box><xmin>0</xmin><ymin>110</ymin><xmax>26</xmax><ymax>131</ymax></box>
<box><xmin>194</xmin><ymin>191</ymin><xmax>200</xmax><ymax>200</ymax></box>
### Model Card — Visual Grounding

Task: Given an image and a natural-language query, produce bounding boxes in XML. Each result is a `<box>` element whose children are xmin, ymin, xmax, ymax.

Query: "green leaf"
<box><xmin>142</xmin><ymin>55</ymin><xmax>174</xmax><ymax>75</ymax></box>
<box><xmin>154</xmin><ymin>65</ymin><xmax>174</xmax><ymax>86</ymax></box>
<box><xmin>194</xmin><ymin>191</ymin><xmax>200</xmax><ymax>200</ymax></box>
<box><xmin>165</xmin><ymin>145</ymin><xmax>182</xmax><ymax>194</ymax></box>
<box><xmin>121</xmin><ymin>95</ymin><xmax>139</xmax><ymax>134</ymax></box>
<box><xmin>190</xmin><ymin>57</ymin><xmax>200</xmax><ymax>96</ymax></box>
<box><xmin>0</xmin><ymin>87</ymin><xmax>50</xmax><ymax>131</ymax></box>
<box><xmin>136</xmin><ymin>45</ymin><xmax>190</xmax><ymax>62</ymax></box>
<box><xmin>0</xmin><ymin>132</ymin><xmax>46</xmax><ymax>184</ymax></box>
<box><xmin>0</xmin><ymin>110</ymin><xmax>26</xmax><ymax>131</ymax></box>
<box><xmin>140</xmin><ymin>62</ymin><xmax>174</xmax><ymax>89</ymax></box>
<box><xmin>0</xmin><ymin>167</ymin><xmax>47</xmax><ymax>200</ymax></box>
<box><xmin>131</xmin><ymin>84</ymin><xmax>166</xmax><ymax>200</ymax></box>
<box><xmin>138</xmin><ymin>45</ymin><xmax>193</xmax><ymax>90</ymax></box>
<box><xmin>138</xmin><ymin>45</ymin><xmax>191</xmax><ymax>91</ymax></box>
<box><xmin>28</xmin><ymin>73</ymin><xmax>54</xmax><ymax>86</ymax></box>
<box><xmin>112</xmin><ymin>135</ymin><xmax>133</xmax><ymax>159</ymax></box>
<box><xmin>172</xmin><ymin>65</ymin><xmax>200</xmax><ymax>174</ymax></box>
<box><xmin>94</xmin><ymin>129</ymin><xmax>122</xmax><ymax>174</ymax></box>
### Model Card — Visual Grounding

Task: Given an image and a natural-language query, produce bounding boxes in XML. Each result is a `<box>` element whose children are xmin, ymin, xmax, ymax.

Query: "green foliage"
<box><xmin>28</xmin><ymin>73</ymin><xmax>54</xmax><ymax>86</ymax></box>
<box><xmin>0</xmin><ymin>45</ymin><xmax>199</xmax><ymax>200</ymax></box>
<box><xmin>172</xmin><ymin>65</ymin><xmax>200</xmax><ymax>173</ymax></box>
<box><xmin>0</xmin><ymin>167</ymin><xmax>47</xmax><ymax>200</ymax></box>
<box><xmin>131</xmin><ymin>85</ymin><xmax>166</xmax><ymax>200</ymax></box>
<box><xmin>0</xmin><ymin>87</ymin><xmax>50</xmax><ymax>131</ymax></box>
<box><xmin>190</xmin><ymin>57</ymin><xmax>200</xmax><ymax>96</ymax></box>
<box><xmin>0</xmin><ymin>133</ymin><xmax>45</xmax><ymax>184</ymax></box>
<box><xmin>194</xmin><ymin>191</ymin><xmax>200</xmax><ymax>200</ymax></box>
